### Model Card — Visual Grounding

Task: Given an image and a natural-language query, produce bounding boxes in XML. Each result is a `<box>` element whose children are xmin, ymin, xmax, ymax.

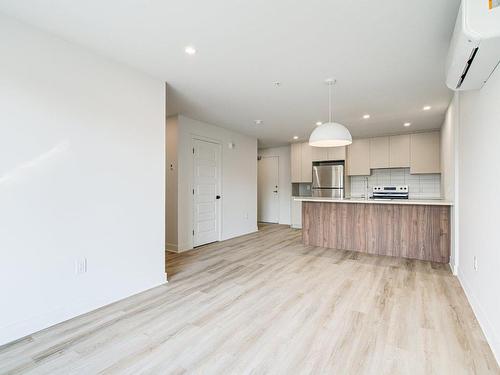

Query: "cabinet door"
<box><xmin>410</xmin><ymin>132</ymin><xmax>440</xmax><ymax>174</ymax></box>
<box><xmin>290</xmin><ymin>198</ymin><xmax>302</xmax><ymax>229</ymax></box>
<box><xmin>290</xmin><ymin>143</ymin><xmax>302</xmax><ymax>182</ymax></box>
<box><xmin>370</xmin><ymin>137</ymin><xmax>390</xmax><ymax>169</ymax></box>
<box><xmin>327</xmin><ymin>146</ymin><xmax>346</xmax><ymax>161</ymax></box>
<box><xmin>347</xmin><ymin>139</ymin><xmax>370</xmax><ymax>176</ymax></box>
<box><xmin>389</xmin><ymin>134</ymin><xmax>410</xmax><ymax>168</ymax></box>
<box><xmin>300</xmin><ymin>142</ymin><xmax>313</xmax><ymax>182</ymax></box>
<box><xmin>311</xmin><ymin>146</ymin><xmax>328</xmax><ymax>162</ymax></box>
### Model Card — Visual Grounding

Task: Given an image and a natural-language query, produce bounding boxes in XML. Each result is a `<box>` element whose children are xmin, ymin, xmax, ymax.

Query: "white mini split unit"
<box><xmin>446</xmin><ymin>0</ymin><xmax>500</xmax><ymax>91</ymax></box>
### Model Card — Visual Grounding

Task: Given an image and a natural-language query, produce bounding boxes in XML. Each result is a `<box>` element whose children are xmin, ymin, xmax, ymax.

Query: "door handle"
<box><xmin>273</xmin><ymin>190</ymin><xmax>278</xmax><ymax>193</ymax></box>
<box><xmin>216</xmin><ymin>195</ymin><xmax>221</xmax><ymax>199</ymax></box>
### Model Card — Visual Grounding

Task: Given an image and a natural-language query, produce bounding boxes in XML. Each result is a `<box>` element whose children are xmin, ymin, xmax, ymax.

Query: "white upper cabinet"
<box><xmin>295</xmin><ymin>132</ymin><xmax>440</xmax><ymax>180</ymax></box>
<box><xmin>300</xmin><ymin>142</ymin><xmax>313</xmax><ymax>182</ymax></box>
<box><xmin>410</xmin><ymin>132</ymin><xmax>441</xmax><ymax>174</ymax></box>
<box><xmin>292</xmin><ymin>143</ymin><xmax>347</xmax><ymax>182</ymax></box>
<box><xmin>311</xmin><ymin>145</ymin><xmax>346</xmax><ymax>161</ymax></box>
<box><xmin>327</xmin><ymin>146</ymin><xmax>346</xmax><ymax>161</ymax></box>
<box><xmin>369</xmin><ymin>137</ymin><xmax>390</xmax><ymax>169</ymax></box>
<box><xmin>347</xmin><ymin>139</ymin><xmax>371</xmax><ymax>176</ymax></box>
<box><xmin>291</xmin><ymin>143</ymin><xmax>302</xmax><ymax>182</ymax></box>
<box><xmin>311</xmin><ymin>146</ymin><xmax>328</xmax><ymax>161</ymax></box>
<box><xmin>389</xmin><ymin>134</ymin><xmax>410</xmax><ymax>168</ymax></box>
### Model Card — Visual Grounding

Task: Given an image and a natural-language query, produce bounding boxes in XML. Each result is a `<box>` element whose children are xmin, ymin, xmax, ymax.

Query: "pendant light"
<box><xmin>309</xmin><ymin>79</ymin><xmax>352</xmax><ymax>147</ymax></box>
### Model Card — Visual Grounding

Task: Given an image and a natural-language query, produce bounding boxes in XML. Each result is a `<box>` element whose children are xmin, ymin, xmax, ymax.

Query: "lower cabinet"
<box><xmin>290</xmin><ymin>197</ymin><xmax>302</xmax><ymax>229</ymax></box>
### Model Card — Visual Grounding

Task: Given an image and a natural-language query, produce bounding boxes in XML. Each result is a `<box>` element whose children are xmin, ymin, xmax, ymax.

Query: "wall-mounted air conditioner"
<box><xmin>446</xmin><ymin>0</ymin><xmax>500</xmax><ymax>91</ymax></box>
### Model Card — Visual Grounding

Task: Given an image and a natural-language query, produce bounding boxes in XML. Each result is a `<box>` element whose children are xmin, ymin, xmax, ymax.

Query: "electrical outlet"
<box><xmin>75</xmin><ymin>258</ymin><xmax>87</xmax><ymax>275</ymax></box>
<box><xmin>473</xmin><ymin>256</ymin><xmax>478</xmax><ymax>271</ymax></box>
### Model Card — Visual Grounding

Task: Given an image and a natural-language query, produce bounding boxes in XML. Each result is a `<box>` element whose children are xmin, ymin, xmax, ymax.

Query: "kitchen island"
<box><xmin>294</xmin><ymin>197</ymin><xmax>453</xmax><ymax>263</ymax></box>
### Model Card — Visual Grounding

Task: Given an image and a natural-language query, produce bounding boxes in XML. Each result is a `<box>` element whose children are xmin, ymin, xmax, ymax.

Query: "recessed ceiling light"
<box><xmin>363</xmin><ymin>114</ymin><xmax>370</xmax><ymax>119</ymax></box>
<box><xmin>404</xmin><ymin>122</ymin><xmax>411</xmax><ymax>127</ymax></box>
<box><xmin>316</xmin><ymin>121</ymin><xmax>323</xmax><ymax>126</ymax></box>
<box><xmin>254</xmin><ymin>120</ymin><xmax>263</xmax><ymax>125</ymax></box>
<box><xmin>293</xmin><ymin>136</ymin><xmax>299</xmax><ymax>140</ymax></box>
<box><xmin>423</xmin><ymin>105</ymin><xmax>431</xmax><ymax>111</ymax></box>
<box><xmin>273</xmin><ymin>81</ymin><xmax>281</xmax><ymax>87</ymax></box>
<box><xmin>185</xmin><ymin>46</ymin><xmax>196</xmax><ymax>55</ymax></box>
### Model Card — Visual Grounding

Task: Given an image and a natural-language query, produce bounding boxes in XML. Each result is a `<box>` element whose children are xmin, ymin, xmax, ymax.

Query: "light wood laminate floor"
<box><xmin>1</xmin><ymin>224</ymin><xmax>498</xmax><ymax>374</ymax></box>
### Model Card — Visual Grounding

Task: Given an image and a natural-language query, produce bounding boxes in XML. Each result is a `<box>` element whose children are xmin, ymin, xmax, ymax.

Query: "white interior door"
<box><xmin>258</xmin><ymin>156</ymin><xmax>279</xmax><ymax>223</ymax></box>
<box><xmin>193</xmin><ymin>139</ymin><xmax>221</xmax><ymax>247</ymax></box>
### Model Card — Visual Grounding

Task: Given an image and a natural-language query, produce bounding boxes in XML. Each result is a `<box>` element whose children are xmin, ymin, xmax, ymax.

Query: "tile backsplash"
<box><xmin>350</xmin><ymin>168</ymin><xmax>441</xmax><ymax>199</ymax></box>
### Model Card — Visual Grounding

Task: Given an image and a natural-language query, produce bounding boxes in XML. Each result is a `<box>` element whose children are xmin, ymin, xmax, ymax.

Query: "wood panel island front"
<box><xmin>295</xmin><ymin>197</ymin><xmax>452</xmax><ymax>263</ymax></box>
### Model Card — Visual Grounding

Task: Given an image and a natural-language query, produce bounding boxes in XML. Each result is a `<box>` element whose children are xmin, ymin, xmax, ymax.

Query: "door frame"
<box><xmin>192</xmin><ymin>136</ymin><xmax>222</xmax><ymax>247</ymax></box>
<box><xmin>258</xmin><ymin>155</ymin><xmax>280</xmax><ymax>224</ymax></box>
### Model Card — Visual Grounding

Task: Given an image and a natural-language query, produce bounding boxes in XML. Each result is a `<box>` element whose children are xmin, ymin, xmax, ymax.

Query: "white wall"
<box><xmin>166</xmin><ymin>116</ymin><xmax>179</xmax><ymax>250</ymax></box>
<box><xmin>166</xmin><ymin>115</ymin><xmax>258</xmax><ymax>252</ymax></box>
<box><xmin>441</xmin><ymin>94</ymin><xmax>458</xmax><ymax>200</ymax></box>
<box><xmin>0</xmin><ymin>15</ymin><xmax>166</xmax><ymax>345</ymax></box>
<box><xmin>258</xmin><ymin>146</ymin><xmax>292</xmax><ymax>225</ymax></box>
<box><xmin>441</xmin><ymin>93</ymin><xmax>460</xmax><ymax>273</ymax></box>
<box><xmin>457</xmin><ymin>67</ymin><xmax>500</xmax><ymax>364</ymax></box>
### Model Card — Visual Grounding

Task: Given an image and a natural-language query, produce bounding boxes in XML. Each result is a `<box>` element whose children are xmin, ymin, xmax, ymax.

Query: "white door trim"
<box><xmin>192</xmin><ymin>136</ymin><xmax>222</xmax><ymax>247</ymax></box>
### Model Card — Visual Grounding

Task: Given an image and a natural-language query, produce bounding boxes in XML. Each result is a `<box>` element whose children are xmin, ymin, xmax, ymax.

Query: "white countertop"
<box><xmin>293</xmin><ymin>197</ymin><xmax>453</xmax><ymax>206</ymax></box>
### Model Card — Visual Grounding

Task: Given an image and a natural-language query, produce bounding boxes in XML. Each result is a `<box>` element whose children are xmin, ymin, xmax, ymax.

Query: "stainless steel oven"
<box><xmin>371</xmin><ymin>185</ymin><xmax>409</xmax><ymax>199</ymax></box>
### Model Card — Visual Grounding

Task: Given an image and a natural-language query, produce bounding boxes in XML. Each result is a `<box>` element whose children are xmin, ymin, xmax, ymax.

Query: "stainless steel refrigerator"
<box><xmin>312</xmin><ymin>162</ymin><xmax>344</xmax><ymax>198</ymax></box>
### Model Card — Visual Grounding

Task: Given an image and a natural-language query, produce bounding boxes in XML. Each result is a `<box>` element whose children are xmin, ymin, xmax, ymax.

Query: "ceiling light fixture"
<box><xmin>316</xmin><ymin>121</ymin><xmax>323</xmax><ymax>126</ymax></box>
<box><xmin>423</xmin><ymin>105</ymin><xmax>431</xmax><ymax>111</ymax></box>
<box><xmin>309</xmin><ymin>79</ymin><xmax>352</xmax><ymax>147</ymax></box>
<box><xmin>254</xmin><ymin>120</ymin><xmax>263</xmax><ymax>125</ymax></box>
<box><xmin>404</xmin><ymin>122</ymin><xmax>412</xmax><ymax>127</ymax></box>
<box><xmin>293</xmin><ymin>136</ymin><xmax>299</xmax><ymax>140</ymax></box>
<box><xmin>363</xmin><ymin>114</ymin><xmax>370</xmax><ymax>119</ymax></box>
<box><xmin>185</xmin><ymin>46</ymin><xmax>196</xmax><ymax>55</ymax></box>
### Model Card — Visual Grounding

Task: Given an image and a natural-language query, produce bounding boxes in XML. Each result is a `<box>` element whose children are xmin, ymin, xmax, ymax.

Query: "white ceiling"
<box><xmin>0</xmin><ymin>0</ymin><xmax>460</xmax><ymax>147</ymax></box>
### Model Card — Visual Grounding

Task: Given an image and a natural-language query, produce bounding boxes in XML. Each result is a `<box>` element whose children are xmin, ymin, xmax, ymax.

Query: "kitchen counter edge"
<box><xmin>294</xmin><ymin>197</ymin><xmax>453</xmax><ymax>206</ymax></box>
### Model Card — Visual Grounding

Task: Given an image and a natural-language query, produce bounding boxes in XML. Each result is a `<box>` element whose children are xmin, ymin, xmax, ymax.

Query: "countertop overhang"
<box><xmin>294</xmin><ymin>197</ymin><xmax>453</xmax><ymax>206</ymax></box>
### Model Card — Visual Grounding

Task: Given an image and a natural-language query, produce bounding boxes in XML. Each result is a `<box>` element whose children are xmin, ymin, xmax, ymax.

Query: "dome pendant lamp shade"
<box><xmin>309</xmin><ymin>79</ymin><xmax>352</xmax><ymax>147</ymax></box>
<box><xmin>309</xmin><ymin>122</ymin><xmax>352</xmax><ymax>147</ymax></box>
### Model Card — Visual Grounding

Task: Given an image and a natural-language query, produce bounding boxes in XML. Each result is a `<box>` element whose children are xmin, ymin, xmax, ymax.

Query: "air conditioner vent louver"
<box><xmin>445</xmin><ymin>0</ymin><xmax>500</xmax><ymax>91</ymax></box>
<box><xmin>456</xmin><ymin>47</ymin><xmax>479</xmax><ymax>89</ymax></box>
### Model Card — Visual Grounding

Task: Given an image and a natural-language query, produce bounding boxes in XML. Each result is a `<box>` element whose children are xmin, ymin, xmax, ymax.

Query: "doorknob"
<box><xmin>216</xmin><ymin>195</ymin><xmax>221</xmax><ymax>199</ymax></box>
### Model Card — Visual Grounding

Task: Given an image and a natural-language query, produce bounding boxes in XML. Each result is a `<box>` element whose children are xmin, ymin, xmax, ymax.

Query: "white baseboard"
<box><xmin>166</xmin><ymin>242</ymin><xmax>178</xmax><ymax>252</ymax></box>
<box><xmin>172</xmin><ymin>228</ymin><xmax>259</xmax><ymax>254</ymax></box>
<box><xmin>458</xmin><ymin>269</ymin><xmax>500</xmax><ymax>366</ymax></box>
<box><xmin>0</xmin><ymin>280</ymin><xmax>166</xmax><ymax>347</ymax></box>
<box><xmin>221</xmin><ymin>227</ymin><xmax>258</xmax><ymax>242</ymax></box>
<box><xmin>166</xmin><ymin>241</ymin><xmax>192</xmax><ymax>253</ymax></box>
